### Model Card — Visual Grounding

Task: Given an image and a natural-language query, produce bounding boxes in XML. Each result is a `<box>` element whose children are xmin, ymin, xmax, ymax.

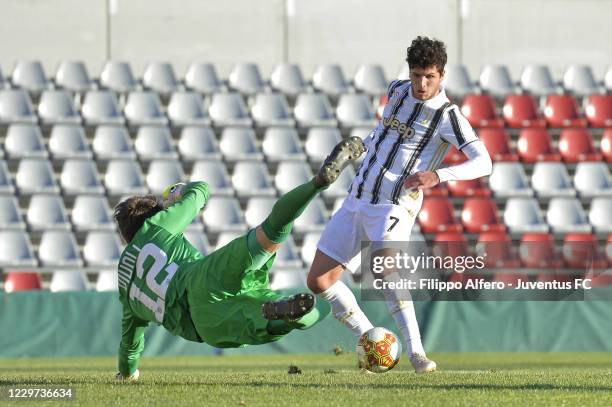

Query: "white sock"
<box><xmin>319</xmin><ymin>280</ymin><xmax>374</xmax><ymax>336</ymax></box>
<box><xmin>383</xmin><ymin>288</ymin><xmax>425</xmax><ymax>356</ymax></box>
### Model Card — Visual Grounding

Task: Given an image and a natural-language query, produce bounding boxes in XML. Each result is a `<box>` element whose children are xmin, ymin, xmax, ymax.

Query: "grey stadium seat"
<box><xmin>442</xmin><ymin>64</ymin><xmax>479</xmax><ymax>98</ymax></box>
<box><xmin>0</xmin><ymin>230</ymin><xmax>37</xmax><ymax>267</ymax></box>
<box><xmin>48</xmin><ymin>125</ymin><xmax>92</xmax><ymax>160</ymax></box>
<box><xmin>479</xmin><ymin>65</ymin><xmax>518</xmax><ymax>98</ymax></box>
<box><xmin>245</xmin><ymin>197</ymin><xmax>275</xmax><ymax>228</ymax></box>
<box><xmin>142</xmin><ymin>62</ymin><xmax>180</xmax><ymax>96</ymax></box>
<box><xmin>190</xmin><ymin>160</ymin><xmax>234</xmax><ymax>196</ymax></box>
<box><xmin>99</xmin><ymin>61</ymin><xmax>138</xmax><ymax>93</ymax></box>
<box><xmin>312</xmin><ymin>64</ymin><xmax>349</xmax><ymax>96</ymax></box>
<box><xmin>562</xmin><ymin>65</ymin><xmax>601</xmax><ymax>96</ymax></box>
<box><xmin>208</xmin><ymin>92</ymin><xmax>253</xmax><ymax>127</ymax></box>
<box><xmin>38</xmin><ymin>89</ymin><xmax>81</xmax><ymax>125</ymax></box>
<box><xmin>336</xmin><ymin>94</ymin><xmax>377</xmax><ymax>128</ymax></box>
<box><xmin>83</xmin><ymin>231</ymin><xmax>122</xmax><ymax>267</ymax></box>
<box><xmin>81</xmin><ymin>90</ymin><xmax>125</xmax><ymax>125</ymax></box>
<box><xmin>50</xmin><ymin>271</ymin><xmax>89</xmax><ymax>292</ymax></box>
<box><xmin>520</xmin><ymin>65</ymin><xmax>559</xmax><ymax>96</ymax></box>
<box><xmin>531</xmin><ymin>162</ymin><xmax>576</xmax><ymax>198</ymax></box>
<box><xmin>228</xmin><ymin>63</ymin><xmax>265</xmax><ymax>95</ymax></box>
<box><xmin>503</xmin><ymin>197</ymin><xmax>549</xmax><ymax>234</ymax></box>
<box><xmin>0</xmin><ymin>160</ymin><xmax>15</xmax><ymax>194</ymax></box>
<box><xmin>546</xmin><ymin>197</ymin><xmax>592</xmax><ymax>234</ymax></box>
<box><xmin>262</xmin><ymin>127</ymin><xmax>305</xmax><ymax>162</ymax></box>
<box><xmin>134</xmin><ymin>126</ymin><xmax>178</xmax><ymax>161</ymax></box>
<box><xmin>293</xmin><ymin>197</ymin><xmax>327</xmax><ymax>233</ymax></box>
<box><xmin>146</xmin><ymin>159</ymin><xmax>185</xmax><ymax>195</ymax></box>
<box><xmin>250</xmin><ymin>93</ymin><xmax>295</xmax><ymax>127</ymax></box>
<box><xmin>0</xmin><ymin>89</ymin><xmax>37</xmax><ymax>124</ymax></box>
<box><xmin>0</xmin><ymin>66</ymin><xmax>6</xmax><ymax>89</ymax></box>
<box><xmin>0</xmin><ymin>195</ymin><xmax>25</xmax><ymax>230</ymax></box>
<box><xmin>167</xmin><ymin>91</ymin><xmax>211</xmax><ymax>126</ymax></box>
<box><xmin>15</xmin><ymin>158</ymin><xmax>60</xmax><ymax>195</ymax></box>
<box><xmin>60</xmin><ymin>159</ymin><xmax>105</xmax><ymax>195</ymax></box>
<box><xmin>104</xmin><ymin>159</ymin><xmax>148</xmax><ymax>196</ymax></box>
<box><xmin>573</xmin><ymin>162</ymin><xmax>612</xmax><ymax>198</ymax></box>
<box><xmin>275</xmin><ymin>161</ymin><xmax>313</xmax><ymax>194</ymax></box>
<box><xmin>202</xmin><ymin>196</ymin><xmax>247</xmax><ymax>233</ymax></box>
<box><xmin>26</xmin><ymin>194</ymin><xmax>71</xmax><ymax>231</ymax></box>
<box><xmin>54</xmin><ymin>60</ymin><xmax>94</xmax><ymax>93</ymax></box>
<box><xmin>96</xmin><ymin>270</ymin><xmax>119</xmax><ymax>291</ymax></box>
<box><xmin>177</xmin><ymin>126</ymin><xmax>221</xmax><ymax>161</ymax></box>
<box><xmin>589</xmin><ymin>197</ymin><xmax>612</xmax><ymax>233</ymax></box>
<box><xmin>488</xmin><ymin>162</ymin><xmax>533</xmax><ymax>198</ymax></box>
<box><xmin>219</xmin><ymin>127</ymin><xmax>263</xmax><ymax>162</ymax></box>
<box><xmin>4</xmin><ymin>124</ymin><xmax>48</xmax><ymax>159</ymax></box>
<box><xmin>71</xmin><ymin>195</ymin><xmax>115</xmax><ymax>232</ymax></box>
<box><xmin>38</xmin><ymin>230</ymin><xmax>83</xmax><ymax>267</ymax></box>
<box><xmin>270</xmin><ymin>268</ymin><xmax>307</xmax><ymax>290</ymax></box>
<box><xmin>11</xmin><ymin>60</ymin><xmax>50</xmax><ymax>93</ymax></box>
<box><xmin>273</xmin><ymin>236</ymin><xmax>303</xmax><ymax>269</ymax></box>
<box><xmin>353</xmin><ymin>64</ymin><xmax>388</xmax><ymax>96</ymax></box>
<box><xmin>294</xmin><ymin>93</ymin><xmax>337</xmax><ymax>128</ymax></box>
<box><xmin>92</xmin><ymin>125</ymin><xmax>135</xmax><ymax>160</ymax></box>
<box><xmin>304</xmin><ymin>127</ymin><xmax>342</xmax><ymax>164</ymax></box>
<box><xmin>231</xmin><ymin>161</ymin><xmax>276</xmax><ymax>198</ymax></box>
<box><xmin>184</xmin><ymin>230</ymin><xmax>212</xmax><ymax>256</ymax></box>
<box><xmin>270</xmin><ymin>64</ymin><xmax>308</xmax><ymax>96</ymax></box>
<box><xmin>184</xmin><ymin>62</ymin><xmax>223</xmax><ymax>94</ymax></box>
<box><xmin>124</xmin><ymin>91</ymin><xmax>168</xmax><ymax>126</ymax></box>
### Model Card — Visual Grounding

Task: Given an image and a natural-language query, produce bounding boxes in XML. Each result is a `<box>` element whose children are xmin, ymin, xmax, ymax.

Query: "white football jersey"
<box><xmin>348</xmin><ymin>80</ymin><xmax>478</xmax><ymax>206</ymax></box>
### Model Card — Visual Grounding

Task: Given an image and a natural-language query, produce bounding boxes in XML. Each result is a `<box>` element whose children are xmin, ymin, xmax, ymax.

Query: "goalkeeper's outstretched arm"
<box><xmin>152</xmin><ymin>181</ymin><xmax>210</xmax><ymax>235</ymax></box>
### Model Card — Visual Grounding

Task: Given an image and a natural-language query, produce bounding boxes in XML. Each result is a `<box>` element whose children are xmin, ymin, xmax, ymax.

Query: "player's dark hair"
<box><xmin>114</xmin><ymin>195</ymin><xmax>162</xmax><ymax>243</ymax></box>
<box><xmin>406</xmin><ymin>36</ymin><xmax>447</xmax><ymax>73</ymax></box>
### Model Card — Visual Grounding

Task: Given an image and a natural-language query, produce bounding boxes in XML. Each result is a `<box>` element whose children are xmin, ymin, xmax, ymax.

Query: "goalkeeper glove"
<box><xmin>161</xmin><ymin>182</ymin><xmax>186</xmax><ymax>208</ymax></box>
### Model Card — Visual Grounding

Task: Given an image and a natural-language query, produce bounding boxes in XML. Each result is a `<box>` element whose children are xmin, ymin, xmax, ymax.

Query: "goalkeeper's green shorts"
<box><xmin>184</xmin><ymin>229</ymin><xmax>285</xmax><ymax>348</ymax></box>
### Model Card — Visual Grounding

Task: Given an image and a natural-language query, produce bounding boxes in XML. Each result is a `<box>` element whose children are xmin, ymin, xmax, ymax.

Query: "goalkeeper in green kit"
<box><xmin>114</xmin><ymin>137</ymin><xmax>365</xmax><ymax>380</ymax></box>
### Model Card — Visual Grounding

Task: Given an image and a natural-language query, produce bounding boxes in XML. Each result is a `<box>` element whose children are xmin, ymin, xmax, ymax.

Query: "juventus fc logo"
<box><xmin>383</xmin><ymin>115</ymin><xmax>416</xmax><ymax>138</ymax></box>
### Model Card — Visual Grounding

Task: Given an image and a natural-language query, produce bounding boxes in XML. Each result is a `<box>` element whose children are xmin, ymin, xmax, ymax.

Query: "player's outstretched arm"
<box><xmin>152</xmin><ymin>181</ymin><xmax>210</xmax><ymax>235</ymax></box>
<box><xmin>117</xmin><ymin>305</ymin><xmax>148</xmax><ymax>381</ymax></box>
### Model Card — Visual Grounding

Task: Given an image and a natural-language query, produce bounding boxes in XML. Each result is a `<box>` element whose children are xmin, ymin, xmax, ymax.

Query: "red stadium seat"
<box><xmin>376</xmin><ymin>95</ymin><xmax>387</xmax><ymax>119</ymax></box>
<box><xmin>502</xmin><ymin>94</ymin><xmax>546</xmax><ymax>128</ymax></box>
<box><xmin>447</xmin><ymin>178</ymin><xmax>491</xmax><ymax>197</ymax></box>
<box><xmin>418</xmin><ymin>197</ymin><xmax>462</xmax><ymax>233</ymax></box>
<box><xmin>520</xmin><ymin>233</ymin><xmax>563</xmax><ymax>268</ymax></box>
<box><xmin>461</xmin><ymin>94</ymin><xmax>504</xmax><ymax>128</ymax></box>
<box><xmin>543</xmin><ymin>94</ymin><xmax>587</xmax><ymax>128</ymax></box>
<box><xmin>602</xmin><ymin>129</ymin><xmax>612</xmax><ymax>162</ymax></box>
<box><xmin>517</xmin><ymin>129</ymin><xmax>562</xmax><ymax>163</ymax></box>
<box><xmin>461</xmin><ymin>198</ymin><xmax>506</xmax><ymax>233</ymax></box>
<box><xmin>442</xmin><ymin>145</ymin><xmax>467</xmax><ymax>164</ymax></box>
<box><xmin>585</xmin><ymin>94</ymin><xmax>612</xmax><ymax>127</ymax></box>
<box><xmin>423</xmin><ymin>183</ymin><xmax>449</xmax><ymax>197</ymax></box>
<box><xmin>433</xmin><ymin>232</ymin><xmax>470</xmax><ymax>257</ymax></box>
<box><xmin>4</xmin><ymin>272</ymin><xmax>43</xmax><ymax>292</ymax></box>
<box><xmin>479</xmin><ymin>128</ymin><xmax>519</xmax><ymax>162</ymax></box>
<box><xmin>478</xmin><ymin>231</ymin><xmax>521</xmax><ymax>268</ymax></box>
<box><xmin>562</xmin><ymin>233</ymin><xmax>607</xmax><ymax>269</ymax></box>
<box><xmin>558</xmin><ymin>129</ymin><xmax>602</xmax><ymax>163</ymax></box>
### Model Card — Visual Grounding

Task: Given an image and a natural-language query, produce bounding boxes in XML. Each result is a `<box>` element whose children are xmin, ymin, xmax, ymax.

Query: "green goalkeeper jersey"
<box><xmin>117</xmin><ymin>182</ymin><xmax>209</xmax><ymax>376</ymax></box>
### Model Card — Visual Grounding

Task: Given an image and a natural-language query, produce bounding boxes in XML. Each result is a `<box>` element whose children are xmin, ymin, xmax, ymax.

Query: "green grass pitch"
<box><xmin>2</xmin><ymin>353</ymin><xmax>612</xmax><ymax>406</ymax></box>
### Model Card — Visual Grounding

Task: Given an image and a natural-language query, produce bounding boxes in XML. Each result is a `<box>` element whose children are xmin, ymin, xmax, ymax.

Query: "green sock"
<box><xmin>261</xmin><ymin>179</ymin><xmax>325</xmax><ymax>243</ymax></box>
<box><xmin>266</xmin><ymin>300</ymin><xmax>331</xmax><ymax>335</ymax></box>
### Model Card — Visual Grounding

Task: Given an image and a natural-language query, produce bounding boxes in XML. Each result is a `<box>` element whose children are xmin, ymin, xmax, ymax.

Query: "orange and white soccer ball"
<box><xmin>356</xmin><ymin>327</ymin><xmax>402</xmax><ymax>373</ymax></box>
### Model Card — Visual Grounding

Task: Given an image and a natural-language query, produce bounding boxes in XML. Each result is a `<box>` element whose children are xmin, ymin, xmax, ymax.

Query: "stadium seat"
<box><xmin>488</xmin><ymin>162</ymin><xmax>533</xmax><ymax>198</ymax></box>
<box><xmin>558</xmin><ymin>129</ymin><xmax>602</xmax><ymax>162</ymax></box>
<box><xmin>418</xmin><ymin>197</ymin><xmax>462</xmax><ymax>233</ymax></box>
<box><xmin>92</xmin><ymin>125</ymin><xmax>135</xmax><ymax>160</ymax></box>
<box><xmin>562</xmin><ymin>65</ymin><xmax>601</xmax><ymax>96</ymax></box>
<box><xmin>602</xmin><ymin>129</ymin><xmax>612</xmax><ymax>162</ymax></box>
<box><xmin>83</xmin><ymin>231</ymin><xmax>122</xmax><ymax>267</ymax></box>
<box><xmin>26</xmin><ymin>194</ymin><xmax>71</xmax><ymax>231</ymax></box>
<box><xmin>4</xmin><ymin>124</ymin><xmax>48</xmax><ymax>159</ymax></box>
<box><xmin>584</xmin><ymin>94</ymin><xmax>612</xmax><ymax>127</ymax></box>
<box><xmin>184</xmin><ymin>230</ymin><xmax>212</xmax><ymax>256</ymax></box>
<box><xmin>48</xmin><ymin>125</ymin><xmax>92</xmax><ymax>160</ymax></box>
<box><xmin>142</xmin><ymin>62</ymin><xmax>179</xmax><ymax>96</ymax></box>
<box><xmin>191</xmin><ymin>160</ymin><xmax>234</xmax><ymax>196</ymax></box>
<box><xmin>0</xmin><ymin>160</ymin><xmax>14</xmax><ymax>194</ymax></box>
<box><xmin>322</xmin><ymin>166</ymin><xmax>355</xmax><ymax>200</ymax></box>
<box><xmin>546</xmin><ymin>197</ymin><xmax>591</xmax><ymax>234</ymax></box>
<box><xmin>589</xmin><ymin>197</ymin><xmax>612</xmax><ymax>233</ymax></box>
<box><xmin>231</xmin><ymin>161</ymin><xmax>276</xmax><ymax>198</ymax></box>
<box><xmin>336</xmin><ymin>94</ymin><xmax>377</xmax><ymax>128</ymax></box>
<box><xmin>574</xmin><ymin>162</ymin><xmax>612</xmax><ymax>198</ymax></box>
<box><xmin>54</xmin><ymin>60</ymin><xmax>93</xmax><ymax>93</ymax></box>
<box><xmin>146</xmin><ymin>159</ymin><xmax>185</xmax><ymax>195</ymax></box>
<box><xmin>99</xmin><ymin>61</ymin><xmax>138</xmax><ymax>93</ymax></box>
<box><xmin>305</xmin><ymin>127</ymin><xmax>342</xmax><ymax>164</ymax></box>
<box><xmin>124</xmin><ymin>91</ymin><xmax>168</xmax><ymax>126</ymax></box>
<box><xmin>81</xmin><ymin>90</ymin><xmax>125</xmax><ymax>125</ymax></box>
<box><xmin>177</xmin><ymin>126</ymin><xmax>221</xmax><ymax>161</ymax></box>
<box><xmin>96</xmin><ymin>270</ymin><xmax>119</xmax><ymax>292</ymax></box>
<box><xmin>50</xmin><ymin>271</ymin><xmax>89</xmax><ymax>292</ymax></box>
<box><xmin>353</xmin><ymin>64</ymin><xmax>388</xmax><ymax>96</ymax></box>
<box><xmin>0</xmin><ymin>66</ymin><xmax>6</xmax><ymax>89</ymax></box>
<box><xmin>11</xmin><ymin>60</ymin><xmax>50</xmax><ymax>93</ymax></box>
<box><xmin>423</xmin><ymin>183</ymin><xmax>449</xmax><ymax>197</ymax></box>
<box><xmin>60</xmin><ymin>159</ymin><xmax>105</xmax><ymax>195</ymax></box>
<box><xmin>15</xmin><ymin>158</ymin><xmax>60</xmax><ymax>195</ymax></box>
<box><xmin>4</xmin><ymin>272</ymin><xmax>42</xmax><ymax>292</ymax></box>
<box><xmin>104</xmin><ymin>159</ymin><xmax>148</xmax><ymax>196</ymax></box>
<box><xmin>250</xmin><ymin>93</ymin><xmax>295</xmax><ymax>127</ymax></box>
<box><xmin>202</xmin><ymin>196</ymin><xmax>247</xmax><ymax>233</ymax></box>
<box><xmin>461</xmin><ymin>198</ymin><xmax>505</xmax><ymax>233</ymax></box>
<box><xmin>562</xmin><ymin>233</ymin><xmax>607</xmax><ymax>269</ymax></box>
<box><xmin>270</xmin><ymin>64</ymin><xmax>308</xmax><ymax>96</ymax></box>
<box><xmin>38</xmin><ymin>230</ymin><xmax>83</xmax><ymax>267</ymax></box>
<box><xmin>208</xmin><ymin>92</ymin><xmax>253</xmax><ymax>127</ymax></box>
<box><xmin>478</xmin><ymin>128</ymin><xmax>519</xmax><ymax>162</ymax></box>
<box><xmin>502</xmin><ymin>94</ymin><xmax>546</xmax><ymax>128</ymax></box>
<box><xmin>38</xmin><ymin>89</ymin><xmax>81</xmax><ymax>125</ymax></box>
<box><xmin>219</xmin><ymin>127</ymin><xmax>263</xmax><ymax>162</ymax></box>
<box><xmin>71</xmin><ymin>195</ymin><xmax>115</xmax><ymax>232</ymax></box>
<box><xmin>460</xmin><ymin>94</ymin><xmax>504</xmax><ymax>128</ymax></box>
<box><xmin>517</xmin><ymin>129</ymin><xmax>561</xmax><ymax>163</ymax></box>
<box><xmin>229</xmin><ymin>63</ymin><xmax>266</xmax><ymax>95</ymax></box>
<box><xmin>275</xmin><ymin>161</ymin><xmax>313</xmax><ymax>195</ymax></box>
<box><xmin>134</xmin><ymin>126</ymin><xmax>178</xmax><ymax>161</ymax></box>
<box><xmin>184</xmin><ymin>62</ymin><xmax>223</xmax><ymax>94</ymax></box>
<box><xmin>273</xmin><ymin>236</ymin><xmax>303</xmax><ymax>269</ymax></box>
<box><xmin>245</xmin><ymin>197</ymin><xmax>275</xmax><ymax>228</ymax></box>
<box><xmin>293</xmin><ymin>197</ymin><xmax>327</xmax><ymax>233</ymax></box>
<box><xmin>294</xmin><ymin>93</ymin><xmax>337</xmax><ymax>128</ymax></box>
<box><xmin>312</xmin><ymin>64</ymin><xmax>350</xmax><ymax>96</ymax></box>
<box><xmin>531</xmin><ymin>162</ymin><xmax>576</xmax><ymax>198</ymax></box>
<box><xmin>442</xmin><ymin>64</ymin><xmax>478</xmax><ymax>98</ymax></box>
<box><xmin>519</xmin><ymin>65</ymin><xmax>559</xmax><ymax>96</ymax></box>
<box><xmin>479</xmin><ymin>65</ymin><xmax>517</xmax><ymax>98</ymax></box>
<box><xmin>520</xmin><ymin>233</ymin><xmax>562</xmax><ymax>268</ymax></box>
<box><xmin>376</xmin><ymin>94</ymin><xmax>388</xmax><ymax>119</ymax></box>
<box><xmin>447</xmin><ymin>178</ymin><xmax>491</xmax><ymax>197</ymax></box>
<box><xmin>432</xmin><ymin>232</ymin><xmax>470</xmax><ymax>262</ymax></box>
<box><xmin>167</xmin><ymin>91</ymin><xmax>211</xmax><ymax>126</ymax></box>
<box><xmin>270</xmin><ymin>268</ymin><xmax>307</xmax><ymax>290</ymax></box>
<box><xmin>477</xmin><ymin>231</ymin><xmax>520</xmax><ymax>268</ymax></box>
<box><xmin>543</xmin><ymin>94</ymin><xmax>587</xmax><ymax>128</ymax></box>
<box><xmin>0</xmin><ymin>230</ymin><xmax>37</xmax><ymax>267</ymax></box>
<box><xmin>0</xmin><ymin>196</ymin><xmax>25</xmax><ymax>230</ymax></box>
<box><xmin>262</xmin><ymin>127</ymin><xmax>306</xmax><ymax>162</ymax></box>
<box><xmin>503</xmin><ymin>198</ymin><xmax>548</xmax><ymax>233</ymax></box>
<box><xmin>0</xmin><ymin>89</ymin><xmax>37</xmax><ymax>124</ymax></box>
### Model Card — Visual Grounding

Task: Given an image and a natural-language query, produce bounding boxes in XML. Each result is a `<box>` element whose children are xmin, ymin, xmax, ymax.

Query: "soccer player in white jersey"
<box><xmin>306</xmin><ymin>36</ymin><xmax>493</xmax><ymax>373</ymax></box>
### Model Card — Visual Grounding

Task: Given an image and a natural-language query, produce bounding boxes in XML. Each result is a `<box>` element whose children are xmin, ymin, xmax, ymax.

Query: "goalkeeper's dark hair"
<box><xmin>406</xmin><ymin>36</ymin><xmax>447</xmax><ymax>73</ymax></box>
<box><xmin>114</xmin><ymin>195</ymin><xmax>162</xmax><ymax>243</ymax></box>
